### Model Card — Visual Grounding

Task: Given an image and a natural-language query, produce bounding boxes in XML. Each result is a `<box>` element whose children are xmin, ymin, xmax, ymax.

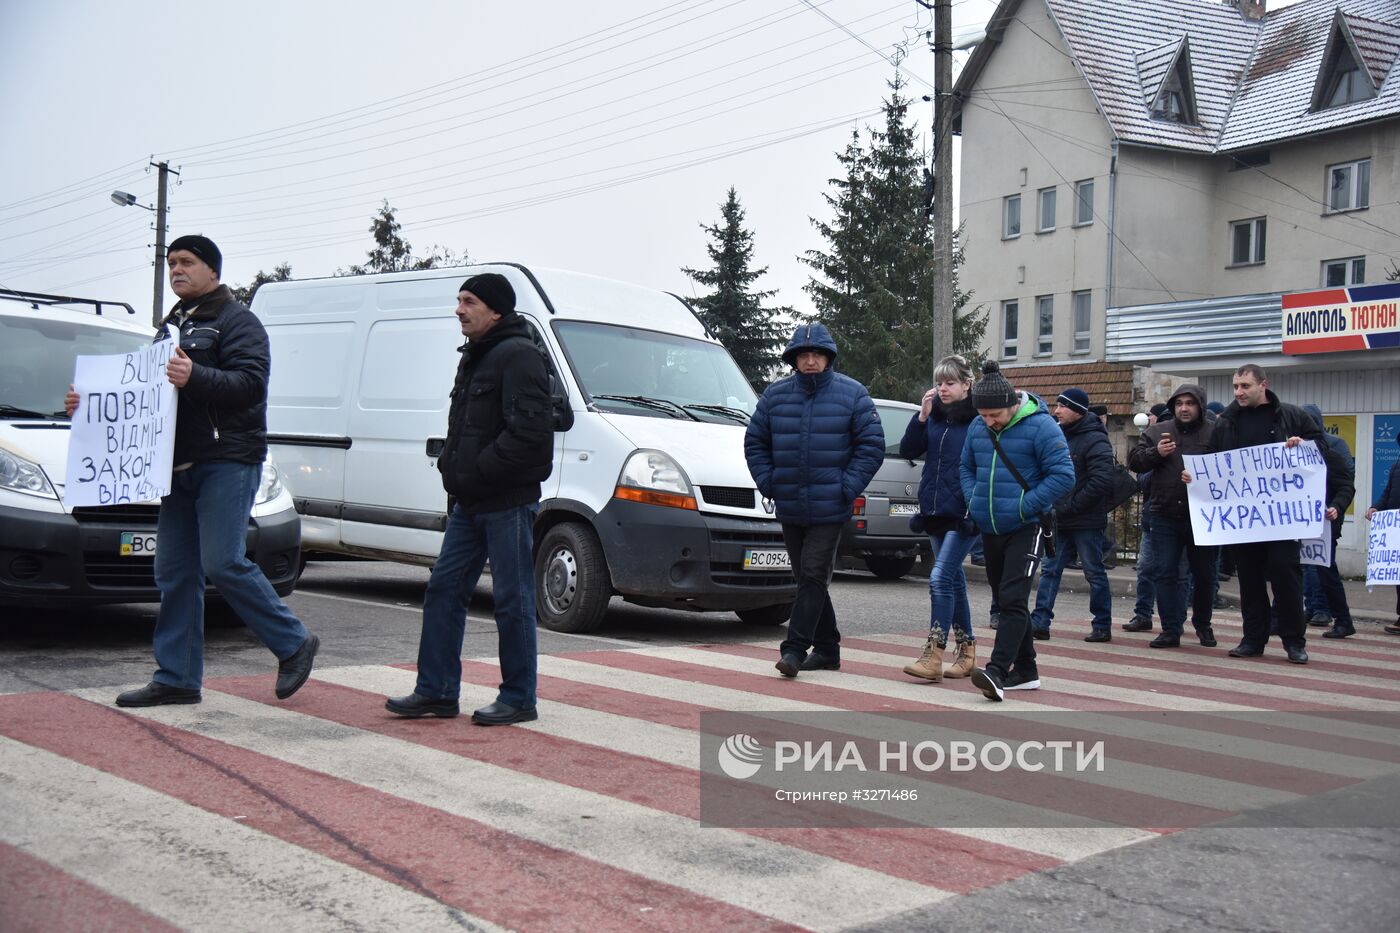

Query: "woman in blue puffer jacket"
<box><xmin>898</xmin><ymin>355</ymin><xmax>979</xmax><ymax>683</ymax></box>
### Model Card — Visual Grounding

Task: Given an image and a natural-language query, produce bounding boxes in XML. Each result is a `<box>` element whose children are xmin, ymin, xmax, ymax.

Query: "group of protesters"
<box><xmin>745</xmin><ymin>324</ymin><xmax>1392</xmax><ymax>703</ymax></box>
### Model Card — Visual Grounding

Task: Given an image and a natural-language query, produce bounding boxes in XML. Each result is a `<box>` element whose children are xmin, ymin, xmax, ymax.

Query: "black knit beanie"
<box><xmin>971</xmin><ymin>360</ymin><xmax>1017</xmax><ymax>409</ymax></box>
<box><xmin>167</xmin><ymin>234</ymin><xmax>222</xmax><ymax>278</ymax></box>
<box><xmin>460</xmin><ymin>273</ymin><xmax>516</xmax><ymax>315</ymax></box>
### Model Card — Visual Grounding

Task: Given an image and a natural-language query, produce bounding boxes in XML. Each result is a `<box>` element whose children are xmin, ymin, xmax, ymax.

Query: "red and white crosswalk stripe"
<box><xmin>2</xmin><ymin>615</ymin><xmax>1399</xmax><ymax>932</ymax></box>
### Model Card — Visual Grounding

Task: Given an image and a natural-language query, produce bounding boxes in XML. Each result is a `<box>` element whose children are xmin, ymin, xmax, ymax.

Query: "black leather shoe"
<box><xmin>385</xmin><ymin>693</ymin><xmax>460</xmax><ymax>718</ymax></box>
<box><xmin>1228</xmin><ymin>643</ymin><xmax>1265</xmax><ymax>658</ymax></box>
<box><xmin>1149</xmin><ymin>633</ymin><xmax>1180</xmax><ymax>648</ymax></box>
<box><xmin>1083</xmin><ymin>630</ymin><xmax>1111</xmax><ymax>643</ymax></box>
<box><xmin>471</xmin><ymin>701</ymin><xmax>538</xmax><ymax>726</ymax></box>
<box><xmin>1322</xmin><ymin>624</ymin><xmax>1355</xmax><ymax>639</ymax></box>
<box><xmin>970</xmin><ymin>667</ymin><xmax>1005</xmax><ymax>702</ymax></box>
<box><xmin>775</xmin><ymin>653</ymin><xmax>802</xmax><ymax>677</ymax></box>
<box><xmin>1197</xmin><ymin>627</ymin><xmax>1218</xmax><ymax>647</ymax></box>
<box><xmin>1307</xmin><ymin>612</ymin><xmax>1332</xmax><ymax>628</ymax></box>
<box><xmin>1122</xmin><ymin>616</ymin><xmax>1153</xmax><ymax>633</ymax></box>
<box><xmin>275</xmin><ymin>633</ymin><xmax>320</xmax><ymax>699</ymax></box>
<box><xmin>1285</xmin><ymin>645</ymin><xmax>1309</xmax><ymax>664</ymax></box>
<box><xmin>115</xmin><ymin>682</ymin><xmax>201</xmax><ymax>707</ymax></box>
<box><xmin>1032</xmin><ymin>627</ymin><xmax>1050</xmax><ymax>641</ymax></box>
<box><xmin>801</xmin><ymin>652</ymin><xmax>840</xmax><ymax>671</ymax></box>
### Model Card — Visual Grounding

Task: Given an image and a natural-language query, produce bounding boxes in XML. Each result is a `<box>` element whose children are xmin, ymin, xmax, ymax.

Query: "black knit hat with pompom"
<box><xmin>971</xmin><ymin>360</ymin><xmax>1018</xmax><ymax>409</ymax></box>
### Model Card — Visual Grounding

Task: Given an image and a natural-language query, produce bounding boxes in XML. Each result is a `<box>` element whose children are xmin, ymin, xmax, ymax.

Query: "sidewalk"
<box><xmin>964</xmin><ymin>559</ymin><xmax>1399</xmax><ymax>624</ymax></box>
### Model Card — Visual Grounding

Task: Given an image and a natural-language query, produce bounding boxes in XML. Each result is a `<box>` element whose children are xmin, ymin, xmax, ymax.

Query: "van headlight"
<box><xmin>0</xmin><ymin>447</ymin><xmax>57</xmax><ymax>499</ymax></box>
<box><xmin>255</xmin><ymin>456</ymin><xmax>285</xmax><ymax>505</ymax></box>
<box><xmin>614</xmin><ymin>449</ymin><xmax>696</xmax><ymax>510</ymax></box>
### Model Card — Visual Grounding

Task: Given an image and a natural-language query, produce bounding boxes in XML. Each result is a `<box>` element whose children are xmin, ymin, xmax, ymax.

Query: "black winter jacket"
<box><xmin>1053</xmin><ymin>409</ymin><xmax>1114</xmax><ymax>530</ymax></box>
<box><xmin>1127</xmin><ymin>384</ymin><xmax>1214</xmax><ymax>519</ymax></box>
<box><xmin>899</xmin><ymin>396</ymin><xmax>976</xmax><ymax>522</ymax></box>
<box><xmin>158</xmin><ymin>285</ymin><xmax>270</xmax><ymax>466</ymax></box>
<box><xmin>1210</xmin><ymin>389</ymin><xmax>1354</xmax><ymax>514</ymax></box>
<box><xmin>437</xmin><ymin>315</ymin><xmax>555</xmax><ymax>513</ymax></box>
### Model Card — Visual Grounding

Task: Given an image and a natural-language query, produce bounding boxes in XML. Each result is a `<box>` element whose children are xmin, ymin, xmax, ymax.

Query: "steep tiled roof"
<box><xmin>1001</xmin><ymin>362</ymin><xmax>1138</xmax><ymax>415</ymax></box>
<box><xmin>955</xmin><ymin>0</ymin><xmax>1400</xmax><ymax>153</ymax></box>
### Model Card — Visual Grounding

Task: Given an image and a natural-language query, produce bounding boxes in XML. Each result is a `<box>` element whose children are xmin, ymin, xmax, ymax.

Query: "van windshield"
<box><xmin>0</xmin><ymin>315</ymin><xmax>150</xmax><ymax>419</ymax></box>
<box><xmin>554</xmin><ymin>321</ymin><xmax>757</xmax><ymax>423</ymax></box>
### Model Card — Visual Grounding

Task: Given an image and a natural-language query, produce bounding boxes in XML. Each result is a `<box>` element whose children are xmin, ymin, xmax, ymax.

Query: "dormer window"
<box><xmin>1323</xmin><ymin>52</ymin><xmax>1374</xmax><ymax>108</ymax></box>
<box><xmin>1311</xmin><ymin>11</ymin><xmax>1382</xmax><ymax>111</ymax></box>
<box><xmin>1154</xmin><ymin>72</ymin><xmax>1191</xmax><ymax>122</ymax></box>
<box><xmin>1143</xmin><ymin>38</ymin><xmax>1198</xmax><ymax>125</ymax></box>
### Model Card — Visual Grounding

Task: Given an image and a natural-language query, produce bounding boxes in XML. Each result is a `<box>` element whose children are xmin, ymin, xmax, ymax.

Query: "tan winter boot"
<box><xmin>945</xmin><ymin>640</ymin><xmax>976</xmax><ymax>678</ymax></box>
<box><xmin>903</xmin><ymin>633</ymin><xmax>943</xmax><ymax>682</ymax></box>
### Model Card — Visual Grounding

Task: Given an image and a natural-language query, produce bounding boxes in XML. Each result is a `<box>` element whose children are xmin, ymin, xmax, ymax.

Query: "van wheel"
<box><xmin>735</xmin><ymin>603</ymin><xmax>792</xmax><ymax>626</ymax></box>
<box><xmin>865</xmin><ymin>554</ymin><xmax>917</xmax><ymax>579</ymax></box>
<box><xmin>535</xmin><ymin>522</ymin><xmax>612</xmax><ymax>633</ymax></box>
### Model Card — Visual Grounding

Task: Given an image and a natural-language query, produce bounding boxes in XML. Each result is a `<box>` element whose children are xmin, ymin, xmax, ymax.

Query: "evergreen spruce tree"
<box><xmin>801</xmin><ymin>78</ymin><xmax>985</xmax><ymax>400</ymax></box>
<box><xmin>682</xmin><ymin>187</ymin><xmax>790</xmax><ymax>389</ymax></box>
<box><xmin>339</xmin><ymin>201</ymin><xmax>468</xmax><ymax>275</ymax></box>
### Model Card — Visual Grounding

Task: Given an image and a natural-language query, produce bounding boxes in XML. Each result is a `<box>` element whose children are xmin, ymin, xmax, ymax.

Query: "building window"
<box><xmin>1229</xmin><ymin>149</ymin><xmax>1271</xmax><ymax>170</ymax></box>
<box><xmin>1036</xmin><ymin>295</ymin><xmax>1054</xmax><ymax>355</ymax></box>
<box><xmin>1001</xmin><ymin>300</ymin><xmax>1019</xmax><ymax>359</ymax></box>
<box><xmin>1327</xmin><ymin>159</ymin><xmax>1370</xmax><ymax>212</ymax></box>
<box><xmin>1229</xmin><ymin>217</ymin><xmax>1266</xmax><ymax>266</ymax></box>
<box><xmin>1072</xmin><ymin>290</ymin><xmax>1092</xmax><ymax>353</ymax></box>
<box><xmin>1073</xmin><ymin>179</ymin><xmax>1094</xmax><ymax>226</ymax></box>
<box><xmin>1322</xmin><ymin>257</ymin><xmax>1366</xmax><ymax>287</ymax></box>
<box><xmin>1037</xmin><ymin>187</ymin><xmax>1056</xmax><ymax>232</ymax></box>
<box><xmin>1151</xmin><ymin>67</ymin><xmax>1195</xmax><ymax>124</ymax></box>
<box><xmin>1320</xmin><ymin>46</ymin><xmax>1375</xmax><ymax>109</ymax></box>
<box><xmin>1003</xmin><ymin>195</ymin><xmax>1021</xmax><ymax>238</ymax></box>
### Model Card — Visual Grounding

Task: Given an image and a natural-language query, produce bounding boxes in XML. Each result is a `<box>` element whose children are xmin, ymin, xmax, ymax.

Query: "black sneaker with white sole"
<box><xmin>1003</xmin><ymin>669</ymin><xmax>1041</xmax><ymax>691</ymax></box>
<box><xmin>970</xmin><ymin>667</ymin><xmax>1005</xmax><ymax>702</ymax></box>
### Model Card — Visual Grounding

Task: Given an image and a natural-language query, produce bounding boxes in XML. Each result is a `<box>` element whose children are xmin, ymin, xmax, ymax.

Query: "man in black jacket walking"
<box><xmin>1197</xmin><ymin>364</ymin><xmax>1352</xmax><ymax>664</ymax></box>
<box><xmin>387</xmin><ymin>274</ymin><xmax>556</xmax><ymax>725</ymax></box>
<box><xmin>1029</xmin><ymin>388</ymin><xmax>1115</xmax><ymax>642</ymax></box>
<box><xmin>67</xmin><ymin>234</ymin><xmax>320</xmax><ymax>708</ymax></box>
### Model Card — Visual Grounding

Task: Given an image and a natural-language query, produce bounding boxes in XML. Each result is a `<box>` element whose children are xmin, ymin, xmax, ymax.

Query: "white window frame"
<box><xmin>1037</xmin><ymin>187</ymin><xmax>1056</xmax><ymax>233</ymax></box>
<box><xmin>1229</xmin><ymin>217</ymin><xmax>1266</xmax><ymax>266</ymax></box>
<box><xmin>1321</xmin><ymin>256</ymin><xmax>1366</xmax><ymax>287</ymax></box>
<box><xmin>1326</xmin><ymin>158</ymin><xmax>1370</xmax><ymax>213</ymax></box>
<box><xmin>1036</xmin><ymin>295</ymin><xmax>1054</xmax><ymax>355</ymax></box>
<box><xmin>1072</xmin><ymin>290</ymin><xmax>1092</xmax><ymax>353</ymax></box>
<box><xmin>1003</xmin><ymin>195</ymin><xmax>1021</xmax><ymax>239</ymax></box>
<box><xmin>1001</xmin><ymin>300</ymin><xmax>1019</xmax><ymax>359</ymax></box>
<box><xmin>1073</xmin><ymin>179</ymin><xmax>1094</xmax><ymax>226</ymax></box>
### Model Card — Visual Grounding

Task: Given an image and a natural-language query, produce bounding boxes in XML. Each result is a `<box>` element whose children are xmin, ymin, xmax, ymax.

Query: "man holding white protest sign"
<box><xmin>64</xmin><ymin>235</ymin><xmax>319</xmax><ymax>707</ymax></box>
<box><xmin>1182</xmin><ymin>364</ymin><xmax>1350</xmax><ymax>664</ymax></box>
<box><xmin>1370</xmin><ymin>434</ymin><xmax>1400</xmax><ymax>634</ymax></box>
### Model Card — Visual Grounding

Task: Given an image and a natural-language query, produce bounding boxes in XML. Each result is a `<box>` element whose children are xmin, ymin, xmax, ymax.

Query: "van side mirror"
<box><xmin>426</xmin><ymin>437</ymin><xmax>445</xmax><ymax>458</ymax></box>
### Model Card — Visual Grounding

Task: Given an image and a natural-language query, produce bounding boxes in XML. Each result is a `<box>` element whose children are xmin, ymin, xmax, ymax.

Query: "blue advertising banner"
<box><xmin>1374</xmin><ymin>415</ymin><xmax>1400</xmax><ymax>508</ymax></box>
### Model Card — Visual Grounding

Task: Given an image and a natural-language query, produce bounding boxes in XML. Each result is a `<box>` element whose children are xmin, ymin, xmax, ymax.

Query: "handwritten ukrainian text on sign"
<box><xmin>1281</xmin><ymin>283</ymin><xmax>1400</xmax><ymax>355</ymax></box>
<box><xmin>1300</xmin><ymin>531</ymin><xmax>1331</xmax><ymax>568</ymax></box>
<box><xmin>1184</xmin><ymin>441</ymin><xmax>1327</xmax><ymax>545</ymax></box>
<box><xmin>63</xmin><ymin>341</ymin><xmax>177</xmax><ymax>507</ymax></box>
<box><xmin>1369</xmin><ymin>509</ymin><xmax>1400</xmax><ymax>587</ymax></box>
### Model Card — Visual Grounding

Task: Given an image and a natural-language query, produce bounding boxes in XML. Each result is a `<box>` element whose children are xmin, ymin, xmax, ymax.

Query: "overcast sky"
<box><xmin>1</xmin><ymin>0</ymin><xmax>1303</xmax><ymax>321</ymax></box>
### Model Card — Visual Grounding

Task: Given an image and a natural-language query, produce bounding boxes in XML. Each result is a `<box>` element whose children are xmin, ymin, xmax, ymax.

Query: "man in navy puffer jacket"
<box><xmin>745</xmin><ymin>323</ymin><xmax>884</xmax><ymax>677</ymax></box>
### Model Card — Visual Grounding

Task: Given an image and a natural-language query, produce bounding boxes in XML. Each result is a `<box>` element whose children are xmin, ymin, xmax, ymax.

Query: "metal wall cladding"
<box><xmin>1106</xmin><ymin>292</ymin><xmax>1282</xmax><ymax>363</ymax></box>
<box><xmin>1198</xmin><ymin>368</ymin><xmax>1400</xmax><ymax>415</ymax></box>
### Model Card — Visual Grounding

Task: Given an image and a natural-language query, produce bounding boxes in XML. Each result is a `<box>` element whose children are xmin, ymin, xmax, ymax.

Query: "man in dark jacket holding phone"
<box><xmin>387</xmin><ymin>273</ymin><xmax>556</xmax><ymax>725</ymax></box>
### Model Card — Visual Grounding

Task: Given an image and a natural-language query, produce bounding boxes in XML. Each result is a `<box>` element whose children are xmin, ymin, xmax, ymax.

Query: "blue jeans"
<box><xmin>416</xmin><ymin>503</ymin><xmax>539</xmax><ymax>708</ymax></box>
<box><xmin>1134</xmin><ymin>509</ymin><xmax>1156</xmax><ymax>619</ymax></box>
<box><xmin>1148</xmin><ymin>514</ymin><xmax>1218</xmax><ymax>637</ymax></box>
<box><xmin>1031</xmin><ymin>526</ymin><xmax>1112</xmax><ymax>634</ymax></box>
<box><xmin>153</xmin><ymin>461</ymin><xmax>309</xmax><ymax>690</ymax></box>
<box><xmin>927</xmin><ymin>528</ymin><xmax>977</xmax><ymax>644</ymax></box>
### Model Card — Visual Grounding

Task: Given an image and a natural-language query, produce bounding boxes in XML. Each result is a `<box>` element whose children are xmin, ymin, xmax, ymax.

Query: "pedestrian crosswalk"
<box><xmin>3</xmin><ymin>612</ymin><xmax>1398</xmax><ymax>932</ymax></box>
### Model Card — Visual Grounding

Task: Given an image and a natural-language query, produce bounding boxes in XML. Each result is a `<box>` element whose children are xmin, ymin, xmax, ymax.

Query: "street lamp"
<box><xmin>108</xmin><ymin>159</ymin><xmax>173</xmax><ymax>326</ymax></box>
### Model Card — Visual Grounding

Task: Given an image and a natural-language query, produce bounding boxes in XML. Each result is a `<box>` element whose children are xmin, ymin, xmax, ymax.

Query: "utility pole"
<box><xmin>931</xmin><ymin>0</ymin><xmax>955</xmax><ymax>366</ymax></box>
<box><xmin>150</xmin><ymin>160</ymin><xmax>175</xmax><ymax>327</ymax></box>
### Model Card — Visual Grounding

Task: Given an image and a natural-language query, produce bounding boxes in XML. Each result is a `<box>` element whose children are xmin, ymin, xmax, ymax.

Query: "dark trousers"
<box><xmin>983</xmin><ymin>524</ymin><xmax>1040</xmax><ymax>678</ymax></box>
<box><xmin>779</xmin><ymin>523</ymin><xmax>842</xmax><ymax>658</ymax></box>
<box><xmin>1314</xmin><ymin>518</ymin><xmax>1353</xmax><ymax>624</ymax></box>
<box><xmin>1149</xmin><ymin>514</ymin><xmax>1218</xmax><ymax>637</ymax></box>
<box><xmin>1235</xmin><ymin>539</ymin><xmax>1305</xmax><ymax>649</ymax></box>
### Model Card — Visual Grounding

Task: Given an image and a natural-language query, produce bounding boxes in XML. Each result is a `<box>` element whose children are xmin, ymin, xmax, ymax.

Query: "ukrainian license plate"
<box><xmin>743</xmin><ymin>548</ymin><xmax>791</xmax><ymax>571</ymax></box>
<box><xmin>119</xmin><ymin>532</ymin><xmax>156</xmax><ymax>557</ymax></box>
<box><xmin>889</xmin><ymin>503</ymin><xmax>918</xmax><ymax>516</ymax></box>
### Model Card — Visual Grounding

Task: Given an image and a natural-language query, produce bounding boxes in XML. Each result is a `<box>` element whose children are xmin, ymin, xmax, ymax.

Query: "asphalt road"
<box><xmin>3</xmin><ymin>561</ymin><xmax>1397</xmax><ymax>931</ymax></box>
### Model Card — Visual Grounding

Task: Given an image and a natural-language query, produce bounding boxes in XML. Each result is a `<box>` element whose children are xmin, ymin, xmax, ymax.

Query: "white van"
<box><xmin>255</xmin><ymin>264</ymin><xmax>797</xmax><ymax>633</ymax></box>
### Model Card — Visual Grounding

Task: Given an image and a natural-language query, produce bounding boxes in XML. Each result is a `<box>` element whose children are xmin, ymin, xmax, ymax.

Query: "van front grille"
<box><xmin>700</xmin><ymin>486</ymin><xmax>755</xmax><ymax>509</ymax></box>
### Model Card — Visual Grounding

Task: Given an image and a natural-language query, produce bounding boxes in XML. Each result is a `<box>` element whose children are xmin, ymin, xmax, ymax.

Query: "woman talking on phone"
<box><xmin>899</xmin><ymin>356</ymin><xmax>980</xmax><ymax>682</ymax></box>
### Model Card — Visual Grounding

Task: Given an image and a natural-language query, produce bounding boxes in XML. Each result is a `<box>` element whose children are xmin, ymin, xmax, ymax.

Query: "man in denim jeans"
<box><xmin>387</xmin><ymin>274</ymin><xmax>557</xmax><ymax>725</ymax></box>
<box><xmin>67</xmin><ymin>235</ymin><xmax>320</xmax><ymax>708</ymax></box>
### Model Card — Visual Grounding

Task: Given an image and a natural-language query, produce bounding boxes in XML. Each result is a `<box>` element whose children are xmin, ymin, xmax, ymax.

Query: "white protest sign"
<box><xmin>63</xmin><ymin>339</ymin><xmax>177</xmax><ymax>507</ymax></box>
<box><xmin>1184</xmin><ymin>441</ymin><xmax>1327</xmax><ymax>545</ymax></box>
<box><xmin>1300</xmin><ymin>531</ymin><xmax>1331</xmax><ymax>568</ymax></box>
<box><xmin>1368</xmin><ymin>509</ymin><xmax>1400</xmax><ymax>587</ymax></box>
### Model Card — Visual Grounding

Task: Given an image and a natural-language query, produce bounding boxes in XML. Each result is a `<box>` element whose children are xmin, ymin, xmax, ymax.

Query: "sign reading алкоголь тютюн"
<box><xmin>1282</xmin><ymin>283</ymin><xmax>1400</xmax><ymax>355</ymax></box>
